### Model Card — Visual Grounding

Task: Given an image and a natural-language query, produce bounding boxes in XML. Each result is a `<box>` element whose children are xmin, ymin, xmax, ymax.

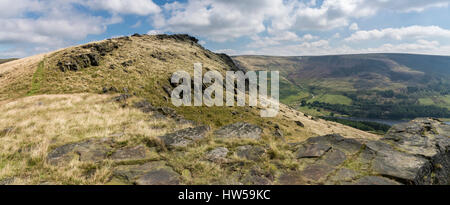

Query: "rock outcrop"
<box><xmin>46</xmin><ymin>138</ymin><xmax>153</xmax><ymax>165</ymax></box>
<box><xmin>284</xmin><ymin>118</ymin><xmax>450</xmax><ymax>185</ymax></box>
<box><xmin>45</xmin><ymin>117</ymin><xmax>448</xmax><ymax>185</ymax></box>
<box><xmin>158</xmin><ymin>126</ymin><xmax>210</xmax><ymax>149</ymax></box>
<box><xmin>57</xmin><ymin>39</ymin><xmax>120</xmax><ymax>72</ymax></box>
<box><xmin>112</xmin><ymin>161</ymin><xmax>180</xmax><ymax>185</ymax></box>
<box><xmin>214</xmin><ymin>122</ymin><xmax>262</xmax><ymax>140</ymax></box>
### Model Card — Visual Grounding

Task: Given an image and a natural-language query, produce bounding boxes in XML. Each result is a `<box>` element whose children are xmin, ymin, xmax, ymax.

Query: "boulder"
<box><xmin>353</xmin><ymin>176</ymin><xmax>402</xmax><ymax>185</ymax></box>
<box><xmin>158</xmin><ymin>126</ymin><xmax>210</xmax><ymax>149</ymax></box>
<box><xmin>321</xmin><ymin>149</ymin><xmax>347</xmax><ymax>167</ymax></box>
<box><xmin>296</xmin><ymin>143</ymin><xmax>331</xmax><ymax>158</ymax></box>
<box><xmin>214</xmin><ymin>122</ymin><xmax>262</xmax><ymax>140</ymax></box>
<box><xmin>274</xmin><ymin>129</ymin><xmax>284</xmax><ymax>141</ymax></box>
<box><xmin>295</xmin><ymin>121</ymin><xmax>305</xmax><ymax>127</ymax></box>
<box><xmin>110</xmin><ymin>145</ymin><xmax>151</xmax><ymax>162</ymax></box>
<box><xmin>47</xmin><ymin>138</ymin><xmax>115</xmax><ymax>165</ymax></box>
<box><xmin>328</xmin><ymin>168</ymin><xmax>358</xmax><ymax>183</ymax></box>
<box><xmin>133</xmin><ymin>100</ymin><xmax>154</xmax><ymax>113</ymax></box>
<box><xmin>292</xmin><ymin>118</ymin><xmax>450</xmax><ymax>185</ymax></box>
<box><xmin>82</xmin><ymin>40</ymin><xmax>119</xmax><ymax>56</ymax></box>
<box><xmin>57</xmin><ymin>53</ymin><xmax>100</xmax><ymax>72</ymax></box>
<box><xmin>112</xmin><ymin>161</ymin><xmax>181</xmax><ymax>185</ymax></box>
<box><xmin>301</xmin><ymin>164</ymin><xmax>335</xmax><ymax>182</ymax></box>
<box><xmin>206</xmin><ymin>147</ymin><xmax>229</xmax><ymax>163</ymax></box>
<box><xmin>240</xmin><ymin>166</ymin><xmax>273</xmax><ymax>185</ymax></box>
<box><xmin>276</xmin><ymin>171</ymin><xmax>305</xmax><ymax>185</ymax></box>
<box><xmin>135</xmin><ymin>168</ymin><xmax>181</xmax><ymax>185</ymax></box>
<box><xmin>235</xmin><ymin>145</ymin><xmax>266</xmax><ymax>161</ymax></box>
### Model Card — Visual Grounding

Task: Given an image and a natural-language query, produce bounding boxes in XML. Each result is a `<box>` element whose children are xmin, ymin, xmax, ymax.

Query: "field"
<box><xmin>307</xmin><ymin>94</ymin><xmax>352</xmax><ymax>105</ymax></box>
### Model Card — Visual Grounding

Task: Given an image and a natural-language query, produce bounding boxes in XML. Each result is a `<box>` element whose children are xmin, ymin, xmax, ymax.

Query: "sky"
<box><xmin>1</xmin><ymin>0</ymin><xmax>450</xmax><ymax>58</ymax></box>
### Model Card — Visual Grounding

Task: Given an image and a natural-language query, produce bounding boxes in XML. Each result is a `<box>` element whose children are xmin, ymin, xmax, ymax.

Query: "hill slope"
<box><xmin>233</xmin><ymin>54</ymin><xmax>450</xmax><ymax>120</ymax></box>
<box><xmin>0</xmin><ymin>34</ymin><xmax>381</xmax><ymax>185</ymax></box>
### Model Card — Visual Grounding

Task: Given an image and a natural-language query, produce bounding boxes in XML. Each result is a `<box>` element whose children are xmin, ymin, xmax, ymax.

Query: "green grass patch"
<box><xmin>307</xmin><ymin>94</ymin><xmax>352</xmax><ymax>105</ymax></box>
<box><xmin>419</xmin><ymin>97</ymin><xmax>434</xmax><ymax>106</ymax></box>
<box><xmin>281</xmin><ymin>91</ymin><xmax>310</xmax><ymax>105</ymax></box>
<box><xmin>27</xmin><ymin>61</ymin><xmax>45</xmax><ymax>96</ymax></box>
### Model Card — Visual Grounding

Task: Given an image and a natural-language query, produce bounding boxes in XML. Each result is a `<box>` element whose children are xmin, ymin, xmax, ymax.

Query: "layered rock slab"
<box><xmin>288</xmin><ymin>118</ymin><xmax>450</xmax><ymax>185</ymax></box>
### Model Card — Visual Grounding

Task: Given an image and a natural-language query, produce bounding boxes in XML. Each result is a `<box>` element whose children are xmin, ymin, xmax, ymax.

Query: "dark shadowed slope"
<box><xmin>0</xmin><ymin>58</ymin><xmax>18</xmax><ymax>65</ymax></box>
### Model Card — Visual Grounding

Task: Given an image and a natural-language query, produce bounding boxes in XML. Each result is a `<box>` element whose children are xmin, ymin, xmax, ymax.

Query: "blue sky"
<box><xmin>1</xmin><ymin>0</ymin><xmax>450</xmax><ymax>58</ymax></box>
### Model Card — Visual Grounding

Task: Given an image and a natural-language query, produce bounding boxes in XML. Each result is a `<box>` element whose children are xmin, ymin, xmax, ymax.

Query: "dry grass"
<box><xmin>0</xmin><ymin>93</ymin><xmax>189</xmax><ymax>184</ymax></box>
<box><xmin>0</xmin><ymin>54</ymin><xmax>48</xmax><ymax>101</ymax></box>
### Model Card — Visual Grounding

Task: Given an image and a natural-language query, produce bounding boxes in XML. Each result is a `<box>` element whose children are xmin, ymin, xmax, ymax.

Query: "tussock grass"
<box><xmin>0</xmin><ymin>93</ymin><xmax>189</xmax><ymax>184</ymax></box>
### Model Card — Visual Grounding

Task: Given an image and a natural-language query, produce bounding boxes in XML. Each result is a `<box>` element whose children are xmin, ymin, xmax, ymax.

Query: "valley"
<box><xmin>233</xmin><ymin>54</ymin><xmax>450</xmax><ymax>121</ymax></box>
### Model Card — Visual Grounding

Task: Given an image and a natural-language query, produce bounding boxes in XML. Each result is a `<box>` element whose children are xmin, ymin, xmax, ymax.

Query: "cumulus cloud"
<box><xmin>147</xmin><ymin>30</ymin><xmax>164</xmax><ymax>35</ymax></box>
<box><xmin>0</xmin><ymin>0</ymin><xmax>122</xmax><ymax>58</ymax></box>
<box><xmin>365</xmin><ymin>0</ymin><xmax>449</xmax><ymax>12</ymax></box>
<box><xmin>82</xmin><ymin>0</ymin><xmax>161</xmax><ymax>15</ymax></box>
<box><xmin>345</xmin><ymin>25</ymin><xmax>450</xmax><ymax>42</ymax></box>
<box><xmin>153</xmin><ymin>0</ymin><xmax>449</xmax><ymax>42</ymax></box>
<box><xmin>1</xmin><ymin>0</ymin><xmax>449</xmax><ymax>58</ymax></box>
<box><xmin>154</xmin><ymin>0</ymin><xmax>285</xmax><ymax>42</ymax></box>
<box><xmin>247</xmin><ymin>31</ymin><xmax>319</xmax><ymax>48</ymax></box>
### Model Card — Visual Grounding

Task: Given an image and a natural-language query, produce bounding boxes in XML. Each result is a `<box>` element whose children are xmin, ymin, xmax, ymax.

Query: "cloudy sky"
<box><xmin>1</xmin><ymin>0</ymin><xmax>450</xmax><ymax>58</ymax></box>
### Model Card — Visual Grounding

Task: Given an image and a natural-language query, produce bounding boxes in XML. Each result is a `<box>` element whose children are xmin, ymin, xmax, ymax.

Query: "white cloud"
<box><xmin>147</xmin><ymin>30</ymin><xmax>164</xmax><ymax>35</ymax></box>
<box><xmin>214</xmin><ymin>48</ymin><xmax>238</xmax><ymax>55</ymax></box>
<box><xmin>366</xmin><ymin>0</ymin><xmax>449</xmax><ymax>12</ymax></box>
<box><xmin>0</xmin><ymin>0</ymin><xmax>120</xmax><ymax>58</ymax></box>
<box><xmin>247</xmin><ymin>32</ymin><xmax>318</xmax><ymax>48</ymax></box>
<box><xmin>1</xmin><ymin>0</ymin><xmax>450</xmax><ymax>58</ymax></box>
<box><xmin>153</xmin><ymin>0</ymin><xmax>449</xmax><ymax>42</ymax></box>
<box><xmin>238</xmin><ymin>39</ymin><xmax>450</xmax><ymax>56</ymax></box>
<box><xmin>349</xmin><ymin>23</ymin><xmax>359</xmax><ymax>31</ymax></box>
<box><xmin>332</xmin><ymin>33</ymin><xmax>341</xmax><ymax>39</ymax></box>
<box><xmin>83</xmin><ymin>0</ymin><xmax>161</xmax><ymax>15</ymax></box>
<box><xmin>155</xmin><ymin>0</ymin><xmax>285</xmax><ymax>42</ymax></box>
<box><xmin>345</xmin><ymin>25</ymin><xmax>450</xmax><ymax>42</ymax></box>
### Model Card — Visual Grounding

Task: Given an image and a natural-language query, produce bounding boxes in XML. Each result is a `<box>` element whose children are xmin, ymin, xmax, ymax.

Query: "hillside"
<box><xmin>0</xmin><ymin>34</ymin><xmax>383</xmax><ymax>185</ymax></box>
<box><xmin>233</xmin><ymin>54</ymin><xmax>450</xmax><ymax>120</ymax></box>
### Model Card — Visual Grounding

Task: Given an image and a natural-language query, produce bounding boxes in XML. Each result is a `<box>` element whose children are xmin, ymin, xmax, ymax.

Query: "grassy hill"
<box><xmin>233</xmin><ymin>54</ymin><xmax>450</xmax><ymax>120</ymax></box>
<box><xmin>0</xmin><ymin>34</ymin><xmax>378</xmax><ymax>185</ymax></box>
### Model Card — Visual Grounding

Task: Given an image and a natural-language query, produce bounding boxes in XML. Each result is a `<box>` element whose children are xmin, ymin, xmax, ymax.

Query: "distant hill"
<box><xmin>233</xmin><ymin>54</ymin><xmax>450</xmax><ymax>119</ymax></box>
<box><xmin>0</xmin><ymin>58</ymin><xmax>18</xmax><ymax>65</ymax></box>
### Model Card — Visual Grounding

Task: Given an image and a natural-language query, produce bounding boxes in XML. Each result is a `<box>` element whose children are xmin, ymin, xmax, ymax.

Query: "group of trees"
<box><xmin>320</xmin><ymin>117</ymin><xmax>391</xmax><ymax>134</ymax></box>
<box><xmin>306</xmin><ymin>101</ymin><xmax>450</xmax><ymax>119</ymax></box>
